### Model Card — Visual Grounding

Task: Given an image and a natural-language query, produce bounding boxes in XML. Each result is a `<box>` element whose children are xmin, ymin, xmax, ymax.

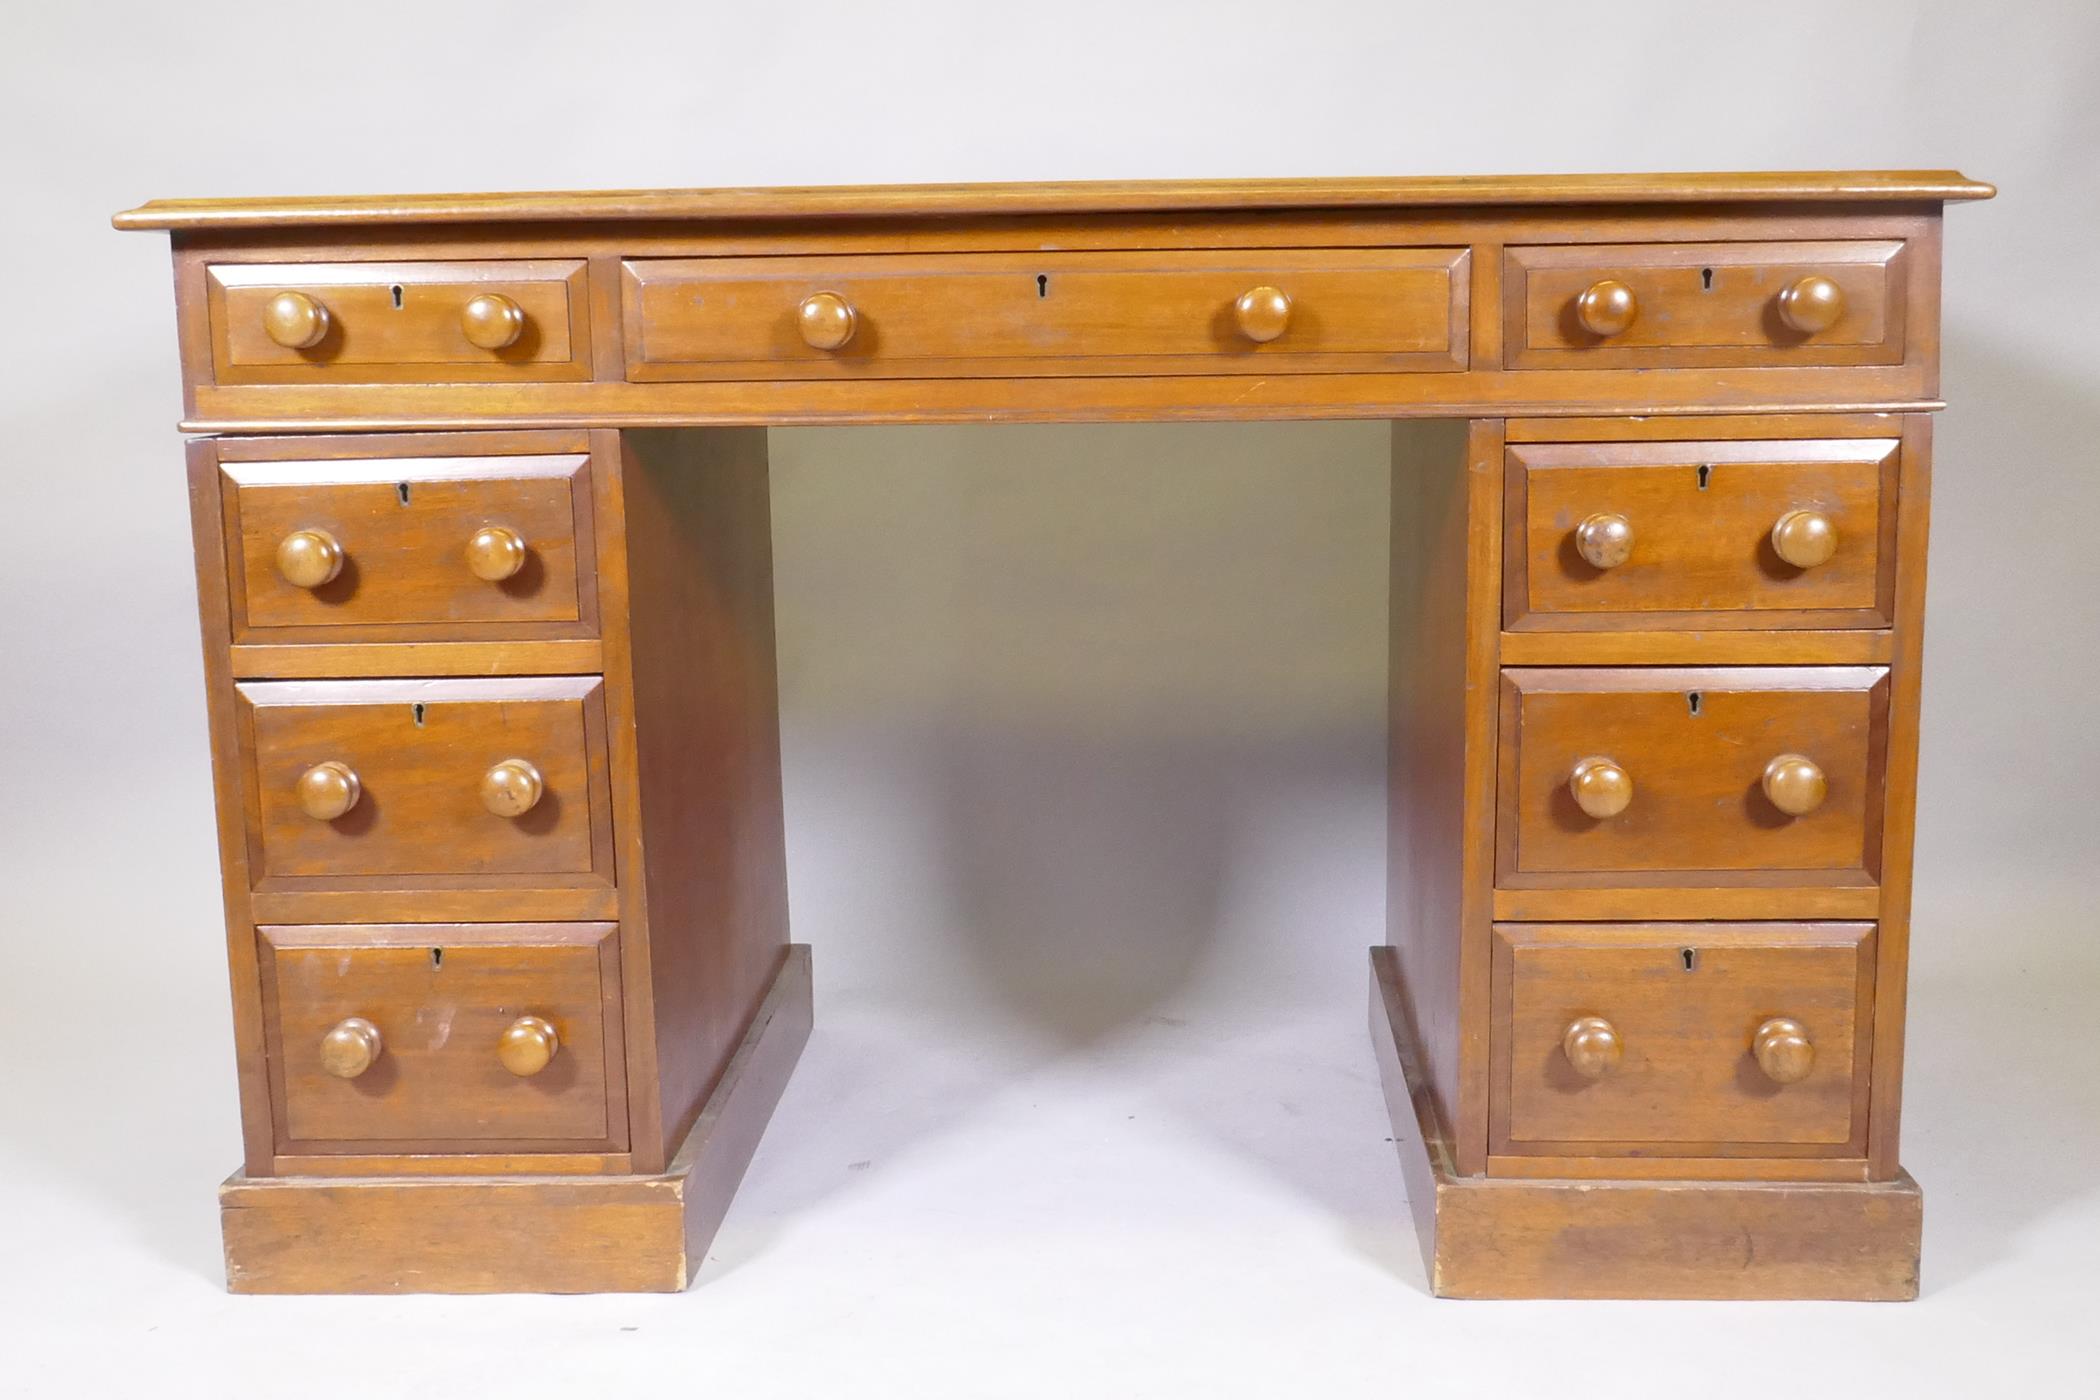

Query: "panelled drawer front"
<box><xmin>622</xmin><ymin>247</ymin><xmax>1471</xmax><ymax>381</ymax></box>
<box><xmin>1504</xmin><ymin>240</ymin><xmax>1907</xmax><ymax>369</ymax></box>
<box><xmin>260</xmin><ymin>923</ymin><xmax>625</xmax><ymax>1149</ymax></box>
<box><xmin>207</xmin><ymin>260</ymin><xmax>592</xmax><ymax>383</ymax></box>
<box><xmin>236</xmin><ymin>676</ymin><xmax>615</xmax><ymax>886</ymax></box>
<box><xmin>1507</xmin><ymin>439</ymin><xmax>1899</xmax><ymax>629</ymax></box>
<box><xmin>1491</xmin><ymin>923</ymin><xmax>1872</xmax><ymax>1156</ymax></box>
<box><xmin>1498</xmin><ymin>667</ymin><xmax>1887</xmax><ymax>881</ymax></box>
<box><xmin>223</xmin><ymin>452</ymin><xmax>595</xmax><ymax>639</ymax></box>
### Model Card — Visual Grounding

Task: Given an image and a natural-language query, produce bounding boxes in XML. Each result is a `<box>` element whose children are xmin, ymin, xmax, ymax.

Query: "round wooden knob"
<box><xmin>797</xmin><ymin>291</ymin><xmax>857</xmax><ymax>350</ymax></box>
<box><xmin>1569</xmin><ymin>755</ymin><xmax>1632</xmax><ymax>819</ymax></box>
<box><xmin>1762</xmin><ymin>753</ymin><xmax>1827</xmax><ymax>817</ymax></box>
<box><xmin>498</xmin><ymin>1016</ymin><xmax>560</xmax><ymax>1076</ymax></box>
<box><xmin>1575</xmin><ymin>279</ymin><xmax>1638</xmax><ymax>337</ymax></box>
<box><xmin>275</xmin><ymin>529</ymin><xmax>344</xmax><ymax>588</ymax></box>
<box><xmin>1770</xmin><ymin>509</ymin><xmax>1838</xmax><ymax>569</ymax></box>
<box><xmin>480</xmin><ymin>758</ymin><xmax>544</xmax><ymax>817</ymax></box>
<box><xmin>1574</xmin><ymin>512</ymin><xmax>1634</xmax><ymax>569</ymax></box>
<box><xmin>1234</xmin><ymin>285</ymin><xmax>1292</xmax><ymax>343</ymax></box>
<box><xmin>460</xmin><ymin>292</ymin><xmax>526</xmax><ymax>350</ymax></box>
<box><xmin>319</xmin><ymin>1017</ymin><xmax>383</xmax><ymax>1079</ymax></box>
<box><xmin>1562</xmin><ymin>1016</ymin><xmax>1623</xmax><ymax>1080</ymax></box>
<box><xmin>1777</xmin><ymin>275</ymin><xmax>1845</xmax><ymax>335</ymax></box>
<box><xmin>295</xmin><ymin>761</ymin><xmax>361</xmax><ymax>821</ymax></box>
<box><xmin>262</xmin><ymin>290</ymin><xmax>330</xmax><ymax>349</ymax></box>
<box><xmin>464</xmin><ymin>525</ymin><xmax>528</xmax><ymax>582</ymax></box>
<box><xmin>1752</xmin><ymin>1017</ymin><xmax>1815</xmax><ymax>1084</ymax></box>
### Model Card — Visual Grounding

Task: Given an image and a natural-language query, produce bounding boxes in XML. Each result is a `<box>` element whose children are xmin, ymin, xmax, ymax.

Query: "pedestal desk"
<box><xmin>115</xmin><ymin>171</ymin><xmax>1993</xmax><ymax>1298</ymax></box>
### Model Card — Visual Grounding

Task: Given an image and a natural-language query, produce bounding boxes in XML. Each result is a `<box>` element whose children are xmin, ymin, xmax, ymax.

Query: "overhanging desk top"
<box><xmin>120</xmin><ymin>171</ymin><xmax>1989</xmax><ymax>1299</ymax></box>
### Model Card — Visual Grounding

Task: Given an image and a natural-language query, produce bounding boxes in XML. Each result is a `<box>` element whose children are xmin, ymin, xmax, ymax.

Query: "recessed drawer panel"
<box><xmin>1503</xmin><ymin>240</ymin><xmax>1907</xmax><ymax>369</ymax></box>
<box><xmin>236</xmin><ymin>676</ymin><xmax>615</xmax><ymax>886</ymax></box>
<box><xmin>622</xmin><ymin>247</ymin><xmax>1470</xmax><ymax>381</ymax></box>
<box><xmin>222</xmin><ymin>452</ymin><xmax>595</xmax><ymax>639</ymax></box>
<box><xmin>207</xmin><ymin>260</ymin><xmax>592</xmax><ymax>383</ymax></box>
<box><xmin>260</xmin><ymin>922</ymin><xmax>625</xmax><ymax>1150</ymax></box>
<box><xmin>1497</xmin><ymin>667</ymin><xmax>1887</xmax><ymax>882</ymax></box>
<box><xmin>1507</xmin><ymin>438</ymin><xmax>1899</xmax><ymax>629</ymax></box>
<box><xmin>1491</xmin><ymin>922</ymin><xmax>1872</xmax><ymax>1157</ymax></box>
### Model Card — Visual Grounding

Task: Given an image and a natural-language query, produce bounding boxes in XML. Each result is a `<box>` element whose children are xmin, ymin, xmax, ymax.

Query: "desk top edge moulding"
<box><xmin>119</xmin><ymin>171</ymin><xmax>1989</xmax><ymax>1298</ymax></box>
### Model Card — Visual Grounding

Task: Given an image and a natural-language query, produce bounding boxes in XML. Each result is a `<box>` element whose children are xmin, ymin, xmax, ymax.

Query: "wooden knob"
<box><xmin>797</xmin><ymin>291</ymin><xmax>857</xmax><ymax>350</ymax></box>
<box><xmin>319</xmin><ymin>1017</ymin><xmax>383</xmax><ymax>1079</ymax></box>
<box><xmin>498</xmin><ymin>1016</ymin><xmax>560</xmax><ymax>1076</ymax></box>
<box><xmin>1752</xmin><ymin>1017</ymin><xmax>1815</xmax><ymax>1084</ymax></box>
<box><xmin>1770</xmin><ymin>509</ymin><xmax>1838</xmax><ymax>569</ymax></box>
<box><xmin>1762</xmin><ymin>753</ymin><xmax>1827</xmax><ymax>817</ymax></box>
<box><xmin>1574</xmin><ymin>512</ymin><xmax>1633</xmax><ymax>569</ymax></box>
<box><xmin>295</xmin><ymin>761</ymin><xmax>361</xmax><ymax>821</ymax></box>
<box><xmin>1233</xmin><ymin>285</ymin><xmax>1292</xmax><ymax>343</ymax></box>
<box><xmin>275</xmin><ymin>529</ymin><xmax>344</xmax><ymax>588</ymax></box>
<box><xmin>480</xmin><ymin>758</ymin><xmax>543</xmax><ymax>817</ymax></box>
<box><xmin>262</xmin><ymin>290</ymin><xmax>330</xmax><ymax>349</ymax></box>
<box><xmin>464</xmin><ymin>524</ymin><xmax>528</xmax><ymax>582</ymax></box>
<box><xmin>460</xmin><ymin>292</ymin><xmax>526</xmax><ymax>350</ymax></box>
<box><xmin>1575</xmin><ymin>279</ymin><xmax>1638</xmax><ymax>337</ymax></box>
<box><xmin>1777</xmin><ymin>275</ymin><xmax>1845</xmax><ymax>335</ymax></box>
<box><xmin>1569</xmin><ymin>755</ymin><xmax>1632</xmax><ymax>819</ymax></box>
<box><xmin>1562</xmin><ymin>1016</ymin><xmax>1623</xmax><ymax>1080</ymax></box>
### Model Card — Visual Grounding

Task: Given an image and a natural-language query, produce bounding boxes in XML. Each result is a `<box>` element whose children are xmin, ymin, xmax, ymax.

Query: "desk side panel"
<box><xmin>612</xmin><ymin>428</ymin><xmax>792</xmax><ymax>1167</ymax></box>
<box><xmin>1388</xmin><ymin>420</ymin><xmax>1500</xmax><ymax>1172</ymax></box>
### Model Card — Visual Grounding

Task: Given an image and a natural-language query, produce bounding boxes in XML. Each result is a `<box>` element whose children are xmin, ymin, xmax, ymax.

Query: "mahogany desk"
<box><xmin>116</xmin><ymin>171</ymin><xmax>1992</xmax><ymax>1298</ymax></box>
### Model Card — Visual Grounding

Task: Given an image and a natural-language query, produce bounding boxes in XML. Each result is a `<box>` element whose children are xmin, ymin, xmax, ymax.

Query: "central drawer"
<box><xmin>621</xmin><ymin>247</ymin><xmax>1470</xmax><ymax>380</ymax></box>
<box><xmin>1497</xmin><ymin>667</ymin><xmax>1888</xmax><ymax>883</ymax></box>
<box><xmin>234</xmin><ymin>676</ymin><xmax>615</xmax><ymax>887</ymax></box>
<box><xmin>259</xmin><ymin>922</ymin><xmax>626</xmax><ymax>1150</ymax></box>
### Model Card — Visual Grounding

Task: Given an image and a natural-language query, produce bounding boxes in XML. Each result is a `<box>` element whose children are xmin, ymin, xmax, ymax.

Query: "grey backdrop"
<box><xmin>3</xmin><ymin>2</ymin><xmax>2096</xmax><ymax>1393</ymax></box>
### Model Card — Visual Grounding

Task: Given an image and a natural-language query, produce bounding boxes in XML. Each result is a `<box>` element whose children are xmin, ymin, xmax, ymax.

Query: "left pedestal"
<box><xmin>188</xmin><ymin>428</ymin><xmax>795</xmax><ymax>1293</ymax></box>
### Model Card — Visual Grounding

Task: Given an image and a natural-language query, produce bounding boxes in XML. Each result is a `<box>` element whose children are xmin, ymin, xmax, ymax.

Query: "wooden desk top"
<box><xmin>114</xmin><ymin>171</ymin><xmax>1993</xmax><ymax>232</ymax></box>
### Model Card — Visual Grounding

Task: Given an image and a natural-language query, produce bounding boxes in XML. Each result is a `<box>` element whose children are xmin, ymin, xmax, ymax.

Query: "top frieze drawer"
<box><xmin>206</xmin><ymin>261</ymin><xmax>594</xmax><ymax>384</ymax></box>
<box><xmin>1502</xmin><ymin>240</ymin><xmax>1910</xmax><ymax>370</ymax></box>
<box><xmin>620</xmin><ymin>248</ymin><xmax>1471</xmax><ymax>381</ymax></box>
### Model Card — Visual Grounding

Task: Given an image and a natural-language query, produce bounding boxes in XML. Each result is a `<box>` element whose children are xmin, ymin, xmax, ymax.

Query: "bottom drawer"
<box><xmin>258</xmin><ymin>922</ymin><xmax>626</xmax><ymax>1152</ymax></box>
<box><xmin>1490</xmin><ymin>922</ymin><xmax>1873</xmax><ymax>1163</ymax></box>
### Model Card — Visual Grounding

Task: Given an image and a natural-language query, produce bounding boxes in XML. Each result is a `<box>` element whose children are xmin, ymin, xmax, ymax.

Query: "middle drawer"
<box><xmin>1497</xmin><ymin>667</ymin><xmax>1888</xmax><ymax>884</ymax></box>
<box><xmin>234</xmin><ymin>676</ymin><xmax>616</xmax><ymax>887</ymax></box>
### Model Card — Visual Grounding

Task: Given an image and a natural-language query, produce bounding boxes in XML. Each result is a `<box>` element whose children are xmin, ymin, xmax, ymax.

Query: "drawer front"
<box><xmin>1491</xmin><ymin>923</ymin><xmax>1872</xmax><ymax>1155</ymax></box>
<box><xmin>208</xmin><ymin>260</ymin><xmax>592</xmax><ymax>383</ymax></box>
<box><xmin>223</xmin><ymin>452</ymin><xmax>595</xmax><ymax>638</ymax></box>
<box><xmin>260</xmin><ymin>923</ymin><xmax>625</xmax><ymax>1149</ymax></box>
<box><xmin>1497</xmin><ymin>667</ymin><xmax>1887</xmax><ymax>880</ymax></box>
<box><xmin>1507</xmin><ymin>439</ymin><xmax>1898</xmax><ymax>629</ymax></box>
<box><xmin>236</xmin><ymin>677</ymin><xmax>615</xmax><ymax>885</ymax></box>
<box><xmin>622</xmin><ymin>247</ymin><xmax>1470</xmax><ymax>381</ymax></box>
<box><xmin>1504</xmin><ymin>240</ymin><xmax>1907</xmax><ymax>369</ymax></box>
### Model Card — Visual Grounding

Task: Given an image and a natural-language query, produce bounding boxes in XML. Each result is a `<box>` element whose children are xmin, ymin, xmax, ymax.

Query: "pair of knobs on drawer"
<box><xmin>1574</xmin><ymin>509</ymin><xmax>1838</xmax><ymax>571</ymax></box>
<box><xmin>318</xmin><ymin>1014</ymin><xmax>560</xmax><ymax>1079</ymax></box>
<box><xmin>262</xmin><ymin>290</ymin><xmax>528</xmax><ymax>351</ymax></box>
<box><xmin>275</xmin><ymin>525</ymin><xmax>529</xmax><ymax>589</ymax></box>
<box><xmin>1562</xmin><ymin>1015</ymin><xmax>1815</xmax><ymax>1084</ymax></box>
<box><xmin>1574</xmin><ymin>274</ymin><xmax>1846</xmax><ymax>338</ymax></box>
<box><xmin>1568</xmin><ymin>753</ymin><xmax>1827</xmax><ymax>818</ymax></box>
<box><xmin>296</xmin><ymin>758</ymin><xmax>545</xmax><ymax>820</ymax></box>
<box><xmin>792</xmin><ymin>285</ymin><xmax>1297</xmax><ymax>350</ymax></box>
